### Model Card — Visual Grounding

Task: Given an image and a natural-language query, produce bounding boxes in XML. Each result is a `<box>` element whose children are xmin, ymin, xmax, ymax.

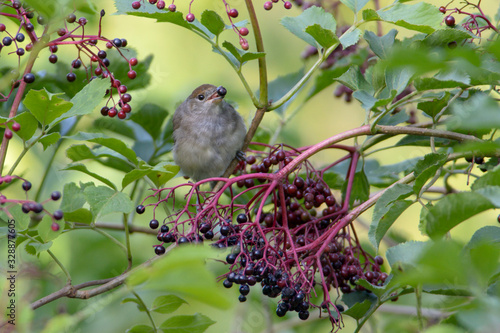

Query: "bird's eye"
<box><xmin>197</xmin><ymin>94</ymin><xmax>204</xmax><ymax>101</ymax></box>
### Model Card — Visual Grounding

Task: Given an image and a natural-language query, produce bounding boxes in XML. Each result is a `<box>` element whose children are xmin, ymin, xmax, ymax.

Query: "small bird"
<box><xmin>172</xmin><ymin>84</ymin><xmax>247</xmax><ymax>182</ymax></box>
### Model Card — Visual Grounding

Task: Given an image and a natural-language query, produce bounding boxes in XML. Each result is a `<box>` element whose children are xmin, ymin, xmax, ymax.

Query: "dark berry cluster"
<box><xmin>0</xmin><ymin>4</ymin><xmax>138</xmax><ymax>119</ymax></box>
<box><xmin>138</xmin><ymin>144</ymin><xmax>386</xmax><ymax>329</ymax></box>
<box><xmin>0</xmin><ymin>175</ymin><xmax>63</xmax><ymax>231</ymax></box>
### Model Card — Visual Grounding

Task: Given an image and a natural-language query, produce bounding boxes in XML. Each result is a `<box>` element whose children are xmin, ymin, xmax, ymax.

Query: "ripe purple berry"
<box><xmin>186</xmin><ymin>13</ymin><xmax>195</xmax><ymax>22</ymax></box>
<box><xmin>136</xmin><ymin>205</ymin><xmax>145</xmax><ymax>214</ymax></box>
<box><xmin>445</xmin><ymin>15</ymin><xmax>455</xmax><ymax>27</ymax></box>
<box><xmin>51</xmin><ymin>191</ymin><xmax>61</xmax><ymax>200</ymax></box>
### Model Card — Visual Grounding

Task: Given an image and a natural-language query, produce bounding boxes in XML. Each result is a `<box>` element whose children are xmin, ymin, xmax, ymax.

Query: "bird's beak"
<box><xmin>207</xmin><ymin>90</ymin><xmax>223</xmax><ymax>102</ymax></box>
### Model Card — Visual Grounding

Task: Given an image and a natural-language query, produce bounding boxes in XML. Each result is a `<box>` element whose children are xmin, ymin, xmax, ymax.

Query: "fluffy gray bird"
<box><xmin>172</xmin><ymin>84</ymin><xmax>247</xmax><ymax>182</ymax></box>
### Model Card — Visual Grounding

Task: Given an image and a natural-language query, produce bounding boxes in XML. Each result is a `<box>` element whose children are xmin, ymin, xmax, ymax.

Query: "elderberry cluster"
<box><xmin>0</xmin><ymin>2</ymin><xmax>139</xmax><ymax>120</ymax></box>
<box><xmin>138</xmin><ymin>143</ymin><xmax>387</xmax><ymax>328</ymax></box>
<box><xmin>0</xmin><ymin>175</ymin><xmax>63</xmax><ymax>231</ymax></box>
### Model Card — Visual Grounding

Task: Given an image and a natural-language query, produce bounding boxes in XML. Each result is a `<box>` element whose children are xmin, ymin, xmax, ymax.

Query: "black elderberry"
<box><xmin>236</xmin><ymin>213</ymin><xmax>248</xmax><ymax>224</ymax></box>
<box><xmin>23</xmin><ymin>73</ymin><xmax>35</xmax><ymax>83</ymax></box>
<box><xmin>22</xmin><ymin>181</ymin><xmax>32</xmax><ymax>191</ymax></box>
<box><xmin>163</xmin><ymin>233</ymin><xmax>174</xmax><ymax>243</ymax></box>
<box><xmin>276</xmin><ymin>308</ymin><xmax>287</xmax><ymax>317</ymax></box>
<box><xmin>136</xmin><ymin>205</ymin><xmax>145</xmax><ymax>214</ymax></box>
<box><xmin>223</xmin><ymin>279</ymin><xmax>233</xmax><ymax>288</ymax></box>
<box><xmin>178</xmin><ymin>236</ymin><xmax>189</xmax><ymax>244</ymax></box>
<box><xmin>238</xmin><ymin>295</ymin><xmax>247</xmax><ymax>302</ymax></box>
<box><xmin>149</xmin><ymin>219</ymin><xmax>159</xmax><ymax>229</ymax></box>
<box><xmin>199</xmin><ymin>222</ymin><xmax>211</xmax><ymax>233</ymax></box>
<box><xmin>154</xmin><ymin>245</ymin><xmax>166</xmax><ymax>255</ymax></box>
<box><xmin>298</xmin><ymin>310</ymin><xmax>309</xmax><ymax>320</ymax></box>
<box><xmin>2</xmin><ymin>37</ymin><xmax>12</xmax><ymax>46</ymax></box>
<box><xmin>204</xmin><ymin>230</ymin><xmax>214</xmax><ymax>239</ymax></box>
<box><xmin>15</xmin><ymin>33</ymin><xmax>25</xmax><ymax>42</ymax></box>
<box><xmin>53</xmin><ymin>210</ymin><xmax>64</xmax><ymax>220</ymax></box>
<box><xmin>21</xmin><ymin>203</ymin><xmax>30</xmax><ymax>213</ymax></box>
<box><xmin>160</xmin><ymin>224</ymin><xmax>169</xmax><ymax>233</ymax></box>
<box><xmin>226</xmin><ymin>253</ymin><xmax>237</xmax><ymax>264</ymax></box>
<box><xmin>220</xmin><ymin>225</ymin><xmax>231</xmax><ymax>236</ymax></box>
<box><xmin>66</xmin><ymin>73</ymin><xmax>76</xmax><ymax>82</ymax></box>
<box><xmin>239</xmin><ymin>284</ymin><xmax>250</xmax><ymax>296</ymax></box>
<box><xmin>32</xmin><ymin>203</ymin><xmax>43</xmax><ymax>213</ymax></box>
<box><xmin>113</xmin><ymin>38</ymin><xmax>122</xmax><ymax>47</ymax></box>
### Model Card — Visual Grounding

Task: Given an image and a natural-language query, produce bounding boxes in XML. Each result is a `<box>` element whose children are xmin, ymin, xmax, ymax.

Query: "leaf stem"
<box><xmin>268</xmin><ymin>42</ymin><xmax>339</xmax><ymax>111</ymax></box>
<box><xmin>131</xmin><ymin>290</ymin><xmax>158</xmax><ymax>332</ymax></box>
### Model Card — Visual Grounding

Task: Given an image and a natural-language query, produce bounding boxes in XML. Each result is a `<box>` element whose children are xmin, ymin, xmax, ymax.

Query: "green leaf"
<box><xmin>423</xmin><ymin>29</ymin><xmax>474</xmax><ymax>47</ymax></box>
<box><xmin>323</xmin><ymin>171</ymin><xmax>345</xmax><ymax>189</ymax></box>
<box><xmin>281</xmin><ymin>6</ymin><xmax>337</xmax><ymax>48</ymax></box>
<box><xmin>474</xmin><ymin>186</ymin><xmax>500</xmax><ymax>207</ymax></box>
<box><xmin>122</xmin><ymin>297</ymin><xmax>147</xmax><ymax>312</ymax></box>
<box><xmin>336</xmin><ymin>66</ymin><xmax>371</xmax><ymax>92</ymax></box>
<box><xmin>25</xmin><ymin>241</ymin><xmax>53</xmax><ymax>256</ymax></box>
<box><xmin>51</xmin><ymin>78</ymin><xmax>109</xmax><ymax>127</ymax></box>
<box><xmin>369</xmin><ymin>184</ymin><xmax>414</xmax><ymax>250</ymax></box>
<box><xmin>266</xmin><ymin>68</ymin><xmax>305</xmax><ymax>116</ymax></box>
<box><xmin>23</xmin><ymin>89</ymin><xmax>72</xmax><ymax>127</ymax></box>
<box><xmin>413</xmin><ymin>153</ymin><xmax>447</xmax><ymax>194</ymax></box>
<box><xmin>122</xmin><ymin>166</ymin><xmax>152</xmax><ymax>189</ymax></box>
<box><xmin>385</xmin><ymin>66</ymin><xmax>414</xmax><ymax>95</ymax></box>
<box><xmin>448</xmin><ymin>93</ymin><xmax>500</xmax><ymax>131</ymax></box>
<box><xmin>472</xmin><ymin>165</ymin><xmax>500</xmax><ymax>190</ymax></box>
<box><xmin>7</xmin><ymin>205</ymin><xmax>30</xmax><ymax>231</ymax></box>
<box><xmin>342</xmin><ymin>170</ymin><xmax>370</xmax><ymax>206</ymax></box>
<box><xmin>355</xmin><ymin>279</ymin><xmax>388</xmax><ymax>298</ymax></box>
<box><xmin>125</xmin><ymin>325</ymin><xmax>155</xmax><ymax>333</ymax></box>
<box><xmin>417</xmin><ymin>92</ymin><xmax>450</xmax><ymax>118</ymax></box>
<box><xmin>340</xmin><ymin>0</ymin><xmax>370</xmax><ymax>14</ymax></box>
<box><xmin>60</xmin><ymin>182</ymin><xmax>88</xmax><ymax>212</ymax></box>
<box><xmin>160</xmin><ymin>313</ymin><xmax>215</xmax><ymax>333</ymax></box>
<box><xmin>68</xmin><ymin>132</ymin><xmax>139</xmax><ymax>165</ymax></box>
<box><xmin>343</xmin><ymin>299</ymin><xmax>372</xmax><ymax>320</ymax></box>
<box><xmin>63</xmin><ymin>163</ymin><xmax>117</xmax><ymax>190</ymax></box>
<box><xmin>305</xmin><ymin>24</ymin><xmax>339</xmax><ymax>49</ymax></box>
<box><xmin>39</xmin><ymin>132</ymin><xmax>61</xmax><ymax>150</ymax></box>
<box><xmin>221</xmin><ymin>41</ymin><xmax>265</xmax><ymax>66</ymax></box>
<box><xmin>62</xmin><ymin>208</ymin><xmax>93</xmax><ymax>223</ymax></box>
<box><xmin>151</xmin><ymin>295</ymin><xmax>187</xmax><ymax>314</ymax></box>
<box><xmin>466</xmin><ymin>226</ymin><xmax>500</xmax><ymax>251</ymax></box>
<box><xmin>364</xmin><ymin>29</ymin><xmax>398</xmax><ymax>59</ymax></box>
<box><xmin>423</xmin><ymin>192</ymin><xmax>495</xmax><ymax>239</ymax></box>
<box><xmin>127</xmin><ymin>246</ymin><xmax>231</xmax><ymax>309</ymax></box>
<box><xmin>12</xmin><ymin>112</ymin><xmax>38</xmax><ymax>141</ymax></box>
<box><xmin>127</xmin><ymin>11</ymin><xmax>212</xmax><ymax>39</ymax></box>
<box><xmin>83</xmin><ymin>185</ymin><xmax>134</xmax><ymax>218</ymax></box>
<box><xmin>340</xmin><ymin>27</ymin><xmax>361</xmax><ymax>48</ymax></box>
<box><xmin>38</xmin><ymin>215</ymin><xmax>64</xmax><ymax>243</ymax></box>
<box><xmin>93</xmin><ymin>117</ymin><xmax>135</xmax><ymax>139</ymax></box>
<box><xmin>362</xmin><ymin>9</ymin><xmax>380</xmax><ymax>21</ymax></box>
<box><xmin>129</xmin><ymin>104</ymin><xmax>168</xmax><ymax>141</ymax></box>
<box><xmin>377</xmin><ymin>2</ymin><xmax>443</xmax><ymax>34</ymax></box>
<box><xmin>200</xmin><ymin>10</ymin><xmax>225</xmax><ymax>36</ymax></box>
<box><xmin>386</xmin><ymin>240</ymin><xmax>427</xmax><ymax>270</ymax></box>
<box><xmin>148</xmin><ymin>162</ymin><xmax>180</xmax><ymax>188</ymax></box>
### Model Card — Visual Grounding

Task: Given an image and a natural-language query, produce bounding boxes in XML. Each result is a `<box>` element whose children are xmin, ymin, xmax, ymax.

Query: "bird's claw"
<box><xmin>236</xmin><ymin>150</ymin><xmax>246</xmax><ymax>161</ymax></box>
